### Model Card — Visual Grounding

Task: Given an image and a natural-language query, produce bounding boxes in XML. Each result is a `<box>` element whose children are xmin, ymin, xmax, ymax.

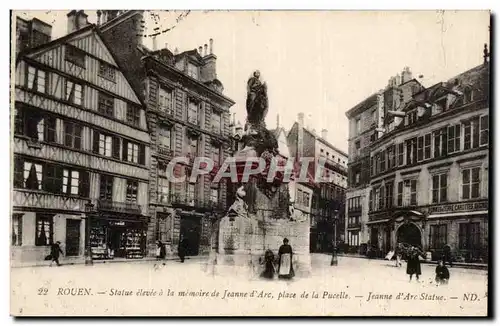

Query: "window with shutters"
<box><xmin>447</xmin><ymin>124</ymin><xmax>461</xmax><ymax>153</ymax></box>
<box><xmin>380</xmin><ymin>150</ymin><xmax>386</xmax><ymax>173</ymax></box>
<box><xmin>480</xmin><ymin>114</ymin><xmax>489</xmax><ymax>146</ymax></box>
<box><xmin>387</xmin><ymin>145</ymin><xmax>395</xmax><ymax>169</ymax></box>
<box><xmin>99</xmin><ymin>134</ymin><xmax>112</xmax><ymax>157</ymax></box>
<box><xmin>123</xmin><ymin>140</ymin><xmax>145</xmax><ymax>165</ymax></box>
<box><xmin>431</xmin><ymin>173</ymin><xmax>448</xmax><ymax>204</ymax></box>
<box><xmin>98</xmin><ymin>61</ymin><xmax>116</xmax><ymax>81</ymax></box>
<box><xmin>401</xmin><ymin>179</ymin><xmax>418</xmax><ymax>206</ymax></box>
<box><xmin>99</xmin><ymin>174</ymin><xmax>113</xmax><ymax>201</ymax></box>
<box><xmin>385</xmin><ymin>182</ymin><xmax>393</xmax><ymax>208</ymax></box>
<box><xmin>405</xmin><ymin>138</ymin><xmax>417</xmax><ymax>165</ymax></box>
<box><xmin>64</xmin><ymin>121</ymin><xmax>82</xmax><ymax>149</ymax></box>
<box><xmin>126</xmin><ymin>104</ymin><xmax>140</xmax><ymax>127</ymax></box>
<box><xmin>65</xmin><ymin>45</ymin><xmax>86</xmax><ymax>67</ymax></box>
<box><xmin>65</xmin><ymin>80</ymin><xmax>83</xmax><ymax>106</ymax></box>
<box><xmin>424</xmin><ymin>134</ymin><xmax>432</xmax><ymax>159</ymax></box>
<box><xmin>12</xmin><ymin>214</ymin><xmax>22</xmax><ymax>246</ymax></box>
<box><xmin>126</xmin><ymin>180</ymin><xmax>138</xmax><ymax>203</ymax></box>
<box><xmin>462</xmin><ymin>167</ymin><xmax>481</xmax><ymax>200</ymax></box>
<box><xmin>35</xmin><ymin>214</ymin><xmax>53</xmax><ymax>246</ymax></box>
<box><xmin>98</xmin><ymin>92</ymin><xmax>114</xmax><ymax>117</ymax></box>
<box><xmin>26</xmin><ymin>65</ymin><xmax>47</xmax><ymax>94</ymax></box>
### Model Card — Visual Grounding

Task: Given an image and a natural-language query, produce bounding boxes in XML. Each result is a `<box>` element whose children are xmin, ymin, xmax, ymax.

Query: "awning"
<box><xmin>366</xmin><ymin>219</ymin><xmax>390</xmax><ymax>225</ymax></box>
<box><xmin>427</xmin><ymin>210</ymin><xmax>488</xmax><ymax>219</ymax></box>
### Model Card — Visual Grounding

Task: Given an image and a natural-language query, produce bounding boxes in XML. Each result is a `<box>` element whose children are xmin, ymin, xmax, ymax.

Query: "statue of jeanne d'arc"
<box><xmin>246</xmin><ymin>70</ymin><xmax>268</xmax><ymax>130</ymax></box>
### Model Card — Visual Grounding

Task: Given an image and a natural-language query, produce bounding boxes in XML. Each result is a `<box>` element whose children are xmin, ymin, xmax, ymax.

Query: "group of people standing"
<box><xmin>156</xmin><ymin>237</ymin><xmax>189</xmax><ymax>263</ymax></box>
<box><xmin>393</xmin><ymin>243</ymin><xmax>450</xmax><ymax>285</ymax></box>
<box><xmin>261</xmin><ymin>238</ymin><xmax>295</xmax><ymax>280</ymax></box>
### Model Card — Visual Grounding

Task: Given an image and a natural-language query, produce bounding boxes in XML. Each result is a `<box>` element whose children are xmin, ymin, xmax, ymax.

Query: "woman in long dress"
<box><xmin>261</xmin><ymin>249</ymin><xmax>275</xmax><ymax>279</ymax></box>
<box><xmin>278</xmin><ymin>238</ymin><xmax>294</xmax><ymax>279</ymax></box>
<box><xmin>406</xmin><ymin>246</ymin><xmax>423</xmax><ymax>282</ymax></box>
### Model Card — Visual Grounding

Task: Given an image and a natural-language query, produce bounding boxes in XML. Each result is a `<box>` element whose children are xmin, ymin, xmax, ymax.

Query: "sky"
<box><xmin>15</xmin><ymin>10</ymin><xmax>490</xmax><ymax>152</ymax></box>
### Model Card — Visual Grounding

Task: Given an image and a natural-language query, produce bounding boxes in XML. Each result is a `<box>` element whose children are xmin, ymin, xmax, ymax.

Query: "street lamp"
<box><xmin>84</xmin><ymin>200</ymin><xmax>95</xmax><ymax>266</ymax></box>
<box><xmin>331</xmin><ymin>209</ymin><xmax>339</xmax><ymax>266</ymax></box>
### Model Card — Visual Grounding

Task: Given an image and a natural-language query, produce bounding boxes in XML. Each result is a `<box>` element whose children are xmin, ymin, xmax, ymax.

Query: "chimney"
<box><xmin>209</xmin><ymin>38</ymin><xmax>213</xmax><ymax>54</ymax></box>
<box><xmin>276</xmin><ymin>114</ymin><xmax>280</xmax><ymax>128</ymax></box>
<box><xmin>297</xmin><ymin>112</ymin><xmax>305</xmax><ymax>128</ymax></box>
<box><xmin>204</xmin><ymin>44</ymin><xmax>208</xmax><ymax>56</ymax></box>
<box><xmin>395</xmin><ymin>73</ymin><xmax>401</xmax><ymax>85</ymax></box>
<box><xmin>67</xmin><ymin>10</ymin><xmax>88</xmax><ymax>34</ymax></box>
<box><xmin>321</xmin><ymin>129</ymin><xmax>328</xmax><ymax>140</ymax></box>
<box><xmin>198</xmin><ymin>46</ymin><xmax>203</xmax><ymax>55</ymax></box>
<box><xmin>401</xmin><ymin>67</ymin><xmax>413</xmax><ymax>83</ymax></box>
<box><xmin>297</xmin><ymin>112</ymin><xmax>304</xmax><ymax>157</ymax></box>
<box><xmin>174</xmin><ymin>47</ymin><xmax>179</xmax><ymax>55</ymax></box>
<box><xmin>200</xmin><ymin>38</ymin><xmax>217</xmax><ymax>82</ymax></box>
<box><xmin>97</xmin><ymin>10</ymin><xmax>102</xmax><ymax>26</ymax></box>
<box><xmin>152</xmin><ymin>36</ymin><xmax>157</xmax><ymax>51</ymax></box>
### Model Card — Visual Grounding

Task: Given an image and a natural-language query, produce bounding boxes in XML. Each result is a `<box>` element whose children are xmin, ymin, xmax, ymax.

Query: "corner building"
<box><xmin>368</xmin><ymin>57</ymin><xmax>489</xmax><ymax>263</ymax></box>
<box><xmin>12</xmin><ymin>11</ymin><xmax>150</xmax><ymax>265</ymax></box>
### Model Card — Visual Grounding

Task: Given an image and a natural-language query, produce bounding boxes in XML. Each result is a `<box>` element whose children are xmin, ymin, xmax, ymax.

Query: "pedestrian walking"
<box><xmin>395</xmin><ymin>243</ymin><xmax>403</xmax><ymax>267</ymax></box>
<box><xmin>49</xmin><ymin>241</ymin><xmax>64</xmax><ymax>267</ymax></box>
<box><xmin>406</xmin><ymin>246</ymin><xmax>424</xmax><ymax>282</ymax></box>
<box><xmin>442</xmin><ymin>244</ymin><xmax>453</xmax><ymax>267</ymax></box>
<box><xmin>178</xmin><ymin>237</ymin><xmax>188</xmax><ymax>263</ymax></box>
<box><xmin>156</xmin><ymin>240</ymin><xmax>166</xmax><ymax>260</ymax></box>
<box><xmin>278</xmin><ymin>238</ymin><xmax>294</xmax><ymax>280</ymax></box>
<box><xmin>435</xmin><ymin>260</ymin><xmax>450</xmax><ymax>285</ymax></box>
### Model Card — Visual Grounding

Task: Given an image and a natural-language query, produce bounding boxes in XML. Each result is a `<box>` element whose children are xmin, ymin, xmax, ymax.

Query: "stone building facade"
<box><xmin>99</xmin><ymin>11</ymin><xmax>235</xmax><ymax>257</ymax></box>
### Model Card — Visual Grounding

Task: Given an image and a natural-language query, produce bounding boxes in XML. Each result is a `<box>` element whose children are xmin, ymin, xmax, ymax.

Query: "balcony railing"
<box><xmin>168</xmin><ymin>193</ymin><xmax>225</xmax><ymax>212</ymax></box>
<box><xmin>156</xmin><ymin>106</ymin><xmax>174</xmax><ymax>117</ymax></box>
<box><xmin>323</xmin><ymin>156</ymin><xmax>348</xmax><ymax>173</ymax></box>
<box><xmin>157</xmin><ymin>145</ymin><xmax>173</xmax><ymax>161</ymax></box>
<box><xmin>212</xmin><ymin>125</ymin><xmax>222</xmax><ymax>134</ymax></box>
<box><xmin>347</xmin><ymin>222</ymin><xmax>361</xmax><ymax>229</ymax></box>
<box><xmin>97</xmin><ymin>200</ymin><xmax>142</xmax><ymax>215</ymax></box>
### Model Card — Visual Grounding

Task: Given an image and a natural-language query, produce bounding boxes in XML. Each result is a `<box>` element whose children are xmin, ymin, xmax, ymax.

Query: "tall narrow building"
<box><xmin>12</xmin><ymin>11</ymin><xmax>150</xmax><ymax>265</ymax></box>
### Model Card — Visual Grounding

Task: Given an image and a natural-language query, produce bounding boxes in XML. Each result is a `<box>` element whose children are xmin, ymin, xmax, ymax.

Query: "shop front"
<box><xmin>89</xmin><ymin>217</ymin><xmax>147</xmax><ymax>260</ymax></box>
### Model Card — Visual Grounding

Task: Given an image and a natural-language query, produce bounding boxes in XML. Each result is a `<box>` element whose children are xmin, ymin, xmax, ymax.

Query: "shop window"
<box><xmin>35</xmin><ymin>214</ymin><xmax>53</xmax><ymax>246</ymax></box>
<box><xmin>429</xmin><ymin>224</ymin><xmax>447</xmax><ymax>249</ymax></box>
<box><xmin>12</xmin><ymin>214</ymin><xmax>22</xmax><ymax>246</ymax></box>
<box><xmin>458</xmin><ymin>222</ymin><xmax>480</xmax><ymax>251</ymax></box>
<box><xmin>462</xmin><ymin>167</ymin><xmax>481</xmax><ymax>200</ymax></box>
<box><xmin>26</xmin><ymin>65</ymin><xmax>47</xmax><ymax>94</ymax></box>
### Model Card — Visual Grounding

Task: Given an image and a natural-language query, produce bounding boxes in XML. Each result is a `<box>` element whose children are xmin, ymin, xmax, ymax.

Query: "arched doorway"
<box><xmin>396</xmin><ymin>223</ymin><xmax>422</xmax><ymax>248</ymax></box>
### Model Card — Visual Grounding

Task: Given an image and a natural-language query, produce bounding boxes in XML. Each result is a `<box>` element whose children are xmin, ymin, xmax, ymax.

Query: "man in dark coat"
<box><xmin>178</xmin><ymin>237</ymin><xmax>188</xmax><ymax>263</ymax></box>
<box><xmin>156</xmin><ymin>240</ymin><xmax>166</xmax><ymax>260</ymax></box>
<box><xmin>442</xmin><ymin>244</ymin><xmax>453</xmax><ymax>267</ymax></box>
<box><xmin>260</xmin><ymin>249</ymin><xmax>276</xmax><ymax>279</ymax></box>
<box><xmin>49</xmin><ymin>241</ymin><xmax>64</xmax><ymax>267</ymax></box>
<box><xmin>406</xmin><ymin>246</ymin><xmax>423</xmax><ymax>282</ymax></box>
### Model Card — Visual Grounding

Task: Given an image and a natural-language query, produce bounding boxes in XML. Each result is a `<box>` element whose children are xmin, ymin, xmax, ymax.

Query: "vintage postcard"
<box><xmin>10</xmin><ymin>10</ymin><xmax>490</xmax><ymax>316</ymax></box>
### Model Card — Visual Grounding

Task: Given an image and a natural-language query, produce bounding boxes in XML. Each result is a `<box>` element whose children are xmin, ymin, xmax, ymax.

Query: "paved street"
<box><xmin>11</xmin><ymin>254</ymin><xmax>488</xmax><ymax>316</ymax></box>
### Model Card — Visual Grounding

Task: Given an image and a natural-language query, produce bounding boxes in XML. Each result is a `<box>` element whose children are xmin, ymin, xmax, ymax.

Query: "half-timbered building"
<box><xmin>12</xmin><ymin>11</ymin><xmax>150</xmax><ymax>265</ymax></box>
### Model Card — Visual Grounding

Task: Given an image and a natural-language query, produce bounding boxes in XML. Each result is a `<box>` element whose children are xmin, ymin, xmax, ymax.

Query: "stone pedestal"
<box><xmin>211</xmin><ymin>185</ymin><xmax>312</xmax><ymax>278</ymax></box>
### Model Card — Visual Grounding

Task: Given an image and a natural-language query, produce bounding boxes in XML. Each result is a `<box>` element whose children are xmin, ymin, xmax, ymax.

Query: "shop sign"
<box><xmin>109</xmin><ymin>221</ymin><xmax>126</xmax><ymax>226</ymax></box>
<box><xmin>428</xmin><ymin>201</ymin><xmax>488</xmax><ymax>214</ymax></box>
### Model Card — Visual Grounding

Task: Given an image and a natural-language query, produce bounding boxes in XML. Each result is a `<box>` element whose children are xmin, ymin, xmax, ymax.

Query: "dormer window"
<box><xmin>187</xmin><ymin>63</ymin><xmax>198</xmax><ymax>79</ymax></box>
<box><xmin>464</xmin><ymin>88</ymin><xmax>473</xmax><ymax>103</ymax></box>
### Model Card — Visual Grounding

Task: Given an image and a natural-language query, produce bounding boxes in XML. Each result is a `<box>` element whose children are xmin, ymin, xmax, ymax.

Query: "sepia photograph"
<box><xmin>9</xmin><ymin>9</ymin><xmax>491</xmax><ymax>317</ymax></box>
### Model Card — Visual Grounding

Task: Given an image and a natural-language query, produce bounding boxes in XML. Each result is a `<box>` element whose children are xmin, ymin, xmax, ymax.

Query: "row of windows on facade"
<box><xmin>346</xmin><ymin>221</ymin><xmax>482</xmax><ymax>250</ymax></box>
<box><xmin>14</xmin><ymin>156</ymin><xmax>221</xmax><ymax>207</ymax></box>
<box><xmin>26</xmin><ymin>64</ymin><xmax>142</xmax><ymax>128</ymax></box>
<box><xmin>353</xmin><ymin>88</ymin><xmax>477</xmax><ymax>137</ymax></box>
<box><xmin>157</xmin><ymin>126</ymin><xmax>223</xmax><ymax>165</ymax></box>
<box><xmin>319</xmin><ymin>148</ymin><xmax>347</xmax><ymax>166</ymax></box>
<box><xmin>14</xmin><ymin>107</ymin><xmax>147</xmax><ymax>165</ymax></box>
<box><xmin>13</xmin><ymin>157</ymin><xmax>140</xmax><ymax>201</ymax></box>
<box><xmin>158</xmin><ymin>86</ymin><xmax>223</xmax><ymax>134</ymax></box>
<box><xmin>156</xmin><ymin>176</ymin><xmax>221</xmax><ymax>206</ymax></box>
<box><xmin>369</xmin><ymin>167</ymin><xmax>483</xmax><ymax>212</ymax></box>
<box><xmin>368</xmin><ymin>114</ymin><xmax>488</xmax><ymax>178</ymax></box>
